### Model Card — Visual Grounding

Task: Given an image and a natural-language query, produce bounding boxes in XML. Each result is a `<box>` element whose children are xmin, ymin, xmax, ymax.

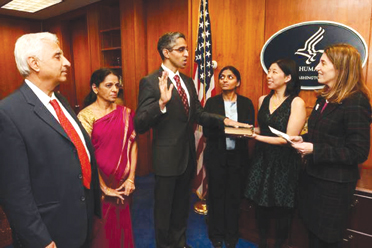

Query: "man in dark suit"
<box><xmin>134</xmin><ymin>32</ymin><xmax>246</xmax><ymax>248</ymax></box>
<box><xmin>0</xmin><ymin>32</ymin><xmax>101</xmax><ymax>248</ymax></box>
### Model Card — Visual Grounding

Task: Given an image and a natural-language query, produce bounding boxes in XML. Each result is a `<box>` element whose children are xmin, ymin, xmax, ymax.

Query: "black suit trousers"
<box><xmin>206</xmin><ymin>150</ymin><xmax>242</xmax><ymax>244</ymax></box>
<box><xmin>154</xmin><ymin>154</ymin><xmax>196</xmax><ymax>248</ymax></box>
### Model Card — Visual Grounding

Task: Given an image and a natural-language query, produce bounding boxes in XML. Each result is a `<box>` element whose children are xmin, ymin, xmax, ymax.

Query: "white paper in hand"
<box><xmin>268</xmin><ymin>126</ymin><xmax>293</xmax><ymax>144</ymax></box>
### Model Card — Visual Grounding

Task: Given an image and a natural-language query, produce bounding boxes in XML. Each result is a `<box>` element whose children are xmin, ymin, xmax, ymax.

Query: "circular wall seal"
<box><xmin>261</xmin><ymin>21</ymin><xmax>368</xmax><ymax>90</ymax></box>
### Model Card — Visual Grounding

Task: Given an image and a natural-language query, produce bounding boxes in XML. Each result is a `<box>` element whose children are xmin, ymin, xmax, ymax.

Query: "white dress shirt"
<box><xmin>161</xmin><ymin>63</ymin><xmax>190</xmax><ymax>105</ymax></box>
<box><xmin>25</xmin><ymin>79</ymin><xmax>90</xmax><ymax>160</ymax></box>
<box><xmin>224</xmin><ymin>100</ymin><xmax>237</xmax><ymax>150</ymax></box>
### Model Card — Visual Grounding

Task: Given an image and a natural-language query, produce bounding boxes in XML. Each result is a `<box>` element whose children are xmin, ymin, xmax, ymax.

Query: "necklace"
<box><xmin>272</xmin><ymin>94</ymin><xmax>286</xmax><ymax>110</ymax></box>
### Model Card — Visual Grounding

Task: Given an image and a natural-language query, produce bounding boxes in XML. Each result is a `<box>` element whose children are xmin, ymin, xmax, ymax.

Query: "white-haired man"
<box><xmin>0</xmin><ymin>32</ymin><xmax>101</xmax><ymax>248</ymax></box>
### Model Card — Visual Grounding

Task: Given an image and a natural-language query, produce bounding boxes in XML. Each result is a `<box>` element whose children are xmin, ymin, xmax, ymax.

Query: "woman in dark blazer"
<box><xmin>291</xmin><ymin>44</ymin><xmax>371</xmax><ymax>248</ymax></box>
<box><xmin>203</xmin><ymin>66</ymin><xmax>255</xmax><ymax>248</ymax></box>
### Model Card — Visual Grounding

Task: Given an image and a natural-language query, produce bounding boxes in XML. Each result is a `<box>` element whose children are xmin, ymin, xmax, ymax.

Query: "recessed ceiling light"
<box><xmin>1</xmin><ymin>0</ymin><xmax>63</xmax><ymax>13</ymax></box>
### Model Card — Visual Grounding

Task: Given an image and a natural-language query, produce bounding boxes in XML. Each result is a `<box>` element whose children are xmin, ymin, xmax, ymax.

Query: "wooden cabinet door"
<box><xmin>342</xmin><ymin>229</ymin><xmax>372</xmax><ymax>248</ymax></box>
<box><xmin>348</xmin><ymin>192</ymin><xmax>372</xmax><ymax>235</ymax></box>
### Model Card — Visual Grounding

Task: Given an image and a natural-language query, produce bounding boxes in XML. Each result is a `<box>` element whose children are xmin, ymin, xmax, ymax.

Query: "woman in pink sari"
<box><xmin>78</xmin><ymin>68</ymin><xmax>137</xmax><ymax>248</ymax></box>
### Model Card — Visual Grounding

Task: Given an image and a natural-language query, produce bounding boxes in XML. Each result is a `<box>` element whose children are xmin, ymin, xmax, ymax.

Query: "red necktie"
<box><xmin>174</xmin><ymin>75</ymin><xmax>189</xmax><ymax>115</ymax></box>
<box><xmin>50</xmin><ymin>99</ymin><xmax>91</xmax><ymax>189</ymax></box>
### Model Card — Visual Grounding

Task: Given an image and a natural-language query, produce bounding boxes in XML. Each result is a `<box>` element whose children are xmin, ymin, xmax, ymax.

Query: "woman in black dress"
<box><xmin>291</xmin><ymin>44</ymin><xmax>371</xmax><ymax>248</ymax></box>
<box><xmin>245</xmin><ymin>59</ymin><xmax>306</xmax><ymax>248</ymax></box>
<box><xmin>204</xmin><ymin>66</ymin><xmax>255</xmax><ymax>248</ymax></box>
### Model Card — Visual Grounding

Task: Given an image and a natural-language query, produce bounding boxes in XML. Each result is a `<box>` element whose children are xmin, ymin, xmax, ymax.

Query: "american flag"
<box><xmin>193</xmin><ymin>0</ymin><xmax>215</xmax><ymax>200</ymax></box>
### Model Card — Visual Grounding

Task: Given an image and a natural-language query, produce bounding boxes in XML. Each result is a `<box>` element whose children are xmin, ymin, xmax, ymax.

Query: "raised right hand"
<box><xmin>158</xmin><ymin>71</ymin><xmax>173</xmax><ymax>110</ymax></box>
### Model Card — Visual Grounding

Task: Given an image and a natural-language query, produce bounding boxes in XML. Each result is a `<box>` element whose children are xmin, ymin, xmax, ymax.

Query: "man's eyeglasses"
<box><xmin>168</xmin><ymin>46</ymin><xmax>189</xmax><ymax>53</ymax></box>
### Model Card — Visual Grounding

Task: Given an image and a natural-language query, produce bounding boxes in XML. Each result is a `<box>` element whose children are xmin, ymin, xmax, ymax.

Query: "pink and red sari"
<box><xmin>90</xmin><ymin>105</ymin><xmax>136</xmax><ymax>248</ymax></box>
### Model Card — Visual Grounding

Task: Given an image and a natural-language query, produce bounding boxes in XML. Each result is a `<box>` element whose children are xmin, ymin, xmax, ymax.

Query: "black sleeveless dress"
<box><xmin>245</xmin><ymin>93</ymin><xmax>301</xmax><ymax>208</ymax></box>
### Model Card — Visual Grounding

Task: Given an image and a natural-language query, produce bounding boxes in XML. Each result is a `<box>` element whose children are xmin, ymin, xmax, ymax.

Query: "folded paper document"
<box><xmin>268</xmin><ymin>126</ymin><xmax>293</xmax><ymax>144</ymax></box>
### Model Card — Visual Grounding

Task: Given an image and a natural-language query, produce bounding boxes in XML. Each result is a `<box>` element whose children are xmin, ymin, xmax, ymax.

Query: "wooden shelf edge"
<box><xmin>103</xmin><ymin>66</ymin><xmax>122</xmax><ymax>69</ymax></box>
<box><xmin>100</xmin><ymin>27</ymin><xmax>121</xmax><ymax>33</ymax></box>
<box><xmin>101</xmin><ymin>47</ymin><xmax>121</xmax><ymax>51</ymax></box>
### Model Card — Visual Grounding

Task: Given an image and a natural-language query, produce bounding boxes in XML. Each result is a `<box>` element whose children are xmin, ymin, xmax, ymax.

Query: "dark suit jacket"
<box><xmin>0</xmin><ymin>83</ymin><xmax>101</xmax><ymax>248</ymax></box>
<box><xmin>134</xmin><ymin>68</ymin><xmax>225</xmax><ymax>176</ymax></box>
<box><xmin>203</xmin><ymin>94</ymin><xmax>255</xmax><ymax>168</ymax></box>
<box><xmin>304</xmin><ymin>92</ymin><xmax>371</xmax><ymax>183</ymax></box>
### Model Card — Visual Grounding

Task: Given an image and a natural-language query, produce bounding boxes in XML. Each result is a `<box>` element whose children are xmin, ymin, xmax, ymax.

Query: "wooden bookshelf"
<box><xmin>99</xmin><ymin>0</ymin><xmax>122</xmax><ymax>77</ymax></box>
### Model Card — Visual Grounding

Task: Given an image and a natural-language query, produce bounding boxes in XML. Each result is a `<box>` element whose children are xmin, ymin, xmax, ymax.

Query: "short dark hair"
<box><xmin>83</xmin><ymin>68</ymin><xmax>120</xmax><ymax>107</ymax></box>
<box><xmin>218</xmin><ymin>65</ymin><xmax>241</xmax><ymax>83</ymax></box>
<box><xmin>157</xmin><ymin>32</ymin><xmax>186</xmax><ymax>60</ymax></box>
<box><xmin>274</xmin><ymin>58</ymin><xmax>300</xmax><ymax>96</ymax></box>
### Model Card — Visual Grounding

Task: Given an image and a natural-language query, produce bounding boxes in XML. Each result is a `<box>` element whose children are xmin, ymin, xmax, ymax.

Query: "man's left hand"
<box><xmin>224</xmin><ymin>118</ymin><xmax>251</xmax><ymax>128</ymax></box>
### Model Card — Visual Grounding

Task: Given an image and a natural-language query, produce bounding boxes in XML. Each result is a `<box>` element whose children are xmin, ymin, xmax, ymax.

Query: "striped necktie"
<box><xmin>174</xmin><ymin>75</ymin><xmax>189</xmax><ymax>116</ymax></box>
<box><xmin>50</xmin><ymin>99</ymin><xmax>91</xmax><ymax>189</ymax></box>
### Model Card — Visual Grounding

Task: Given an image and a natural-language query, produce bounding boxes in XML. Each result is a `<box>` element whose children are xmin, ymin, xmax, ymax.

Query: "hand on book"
<box><xmin>223</xmin><ymin>118</ymin><xmax>251</xmax><ymax>129</ymax></box>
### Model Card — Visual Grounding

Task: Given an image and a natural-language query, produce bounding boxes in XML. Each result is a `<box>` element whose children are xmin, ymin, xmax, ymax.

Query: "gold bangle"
<box><xmin>127</xmin><ymin>179</ymin><xmax>135</xmax><ymax>184</ymax></box>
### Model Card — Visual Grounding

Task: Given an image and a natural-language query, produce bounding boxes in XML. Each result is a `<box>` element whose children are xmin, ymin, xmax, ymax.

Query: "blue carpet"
<box><xmin>131</xmin><ymin>173</ymin><xmax>257</xmax><ymax>248</ymax></box>
<box><xmin>4</xmin><ymin>173</ymin><xmax>257</xmax><ymax>248</ymax></box>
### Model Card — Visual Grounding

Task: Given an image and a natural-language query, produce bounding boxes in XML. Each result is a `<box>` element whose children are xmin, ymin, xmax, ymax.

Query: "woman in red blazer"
<box><xmin>291</xmin><ymin>44</ymin><xmax>371</xmax><ymax>248</ymax></box>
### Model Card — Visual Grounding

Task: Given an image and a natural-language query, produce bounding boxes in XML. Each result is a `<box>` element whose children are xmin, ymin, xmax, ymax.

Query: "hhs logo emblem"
<box><xmin>261</xmin><ymin>21</ymin><xmax>368</xmax><ymax>90</ymax></box>
<box><xmin>295</xmin><ymin>27</ymin><xmax>325</xmax><ymax>65</ymax></box>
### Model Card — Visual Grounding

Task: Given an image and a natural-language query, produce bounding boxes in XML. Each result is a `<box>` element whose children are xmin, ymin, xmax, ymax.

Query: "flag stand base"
<box><xmin>194</xmin><ymin>199</ymin><xmax>208</xmax><ymax>215</ymax></box>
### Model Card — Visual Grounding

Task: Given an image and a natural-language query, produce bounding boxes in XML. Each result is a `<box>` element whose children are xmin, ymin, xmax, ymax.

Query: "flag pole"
<box><xmin>194</xmin><ymin>127</ymin><xmax>208</xmax><ymax>215</ymax></box>
<box><xmin>194</xmin><ymin>199</ymin><xmax>208</xmax><ymax>215</ymax></box>
<box><xmin>193</xmin><ymin>0</ymin><xmax>210</xmax><ymax>215</ymax></box>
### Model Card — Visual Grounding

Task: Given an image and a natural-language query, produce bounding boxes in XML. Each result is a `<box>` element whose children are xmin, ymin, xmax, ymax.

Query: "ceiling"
<box><xmin>0</xmin><ymin>0</ymin><xmax>101</xmax><ymax>20</ymax></box>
